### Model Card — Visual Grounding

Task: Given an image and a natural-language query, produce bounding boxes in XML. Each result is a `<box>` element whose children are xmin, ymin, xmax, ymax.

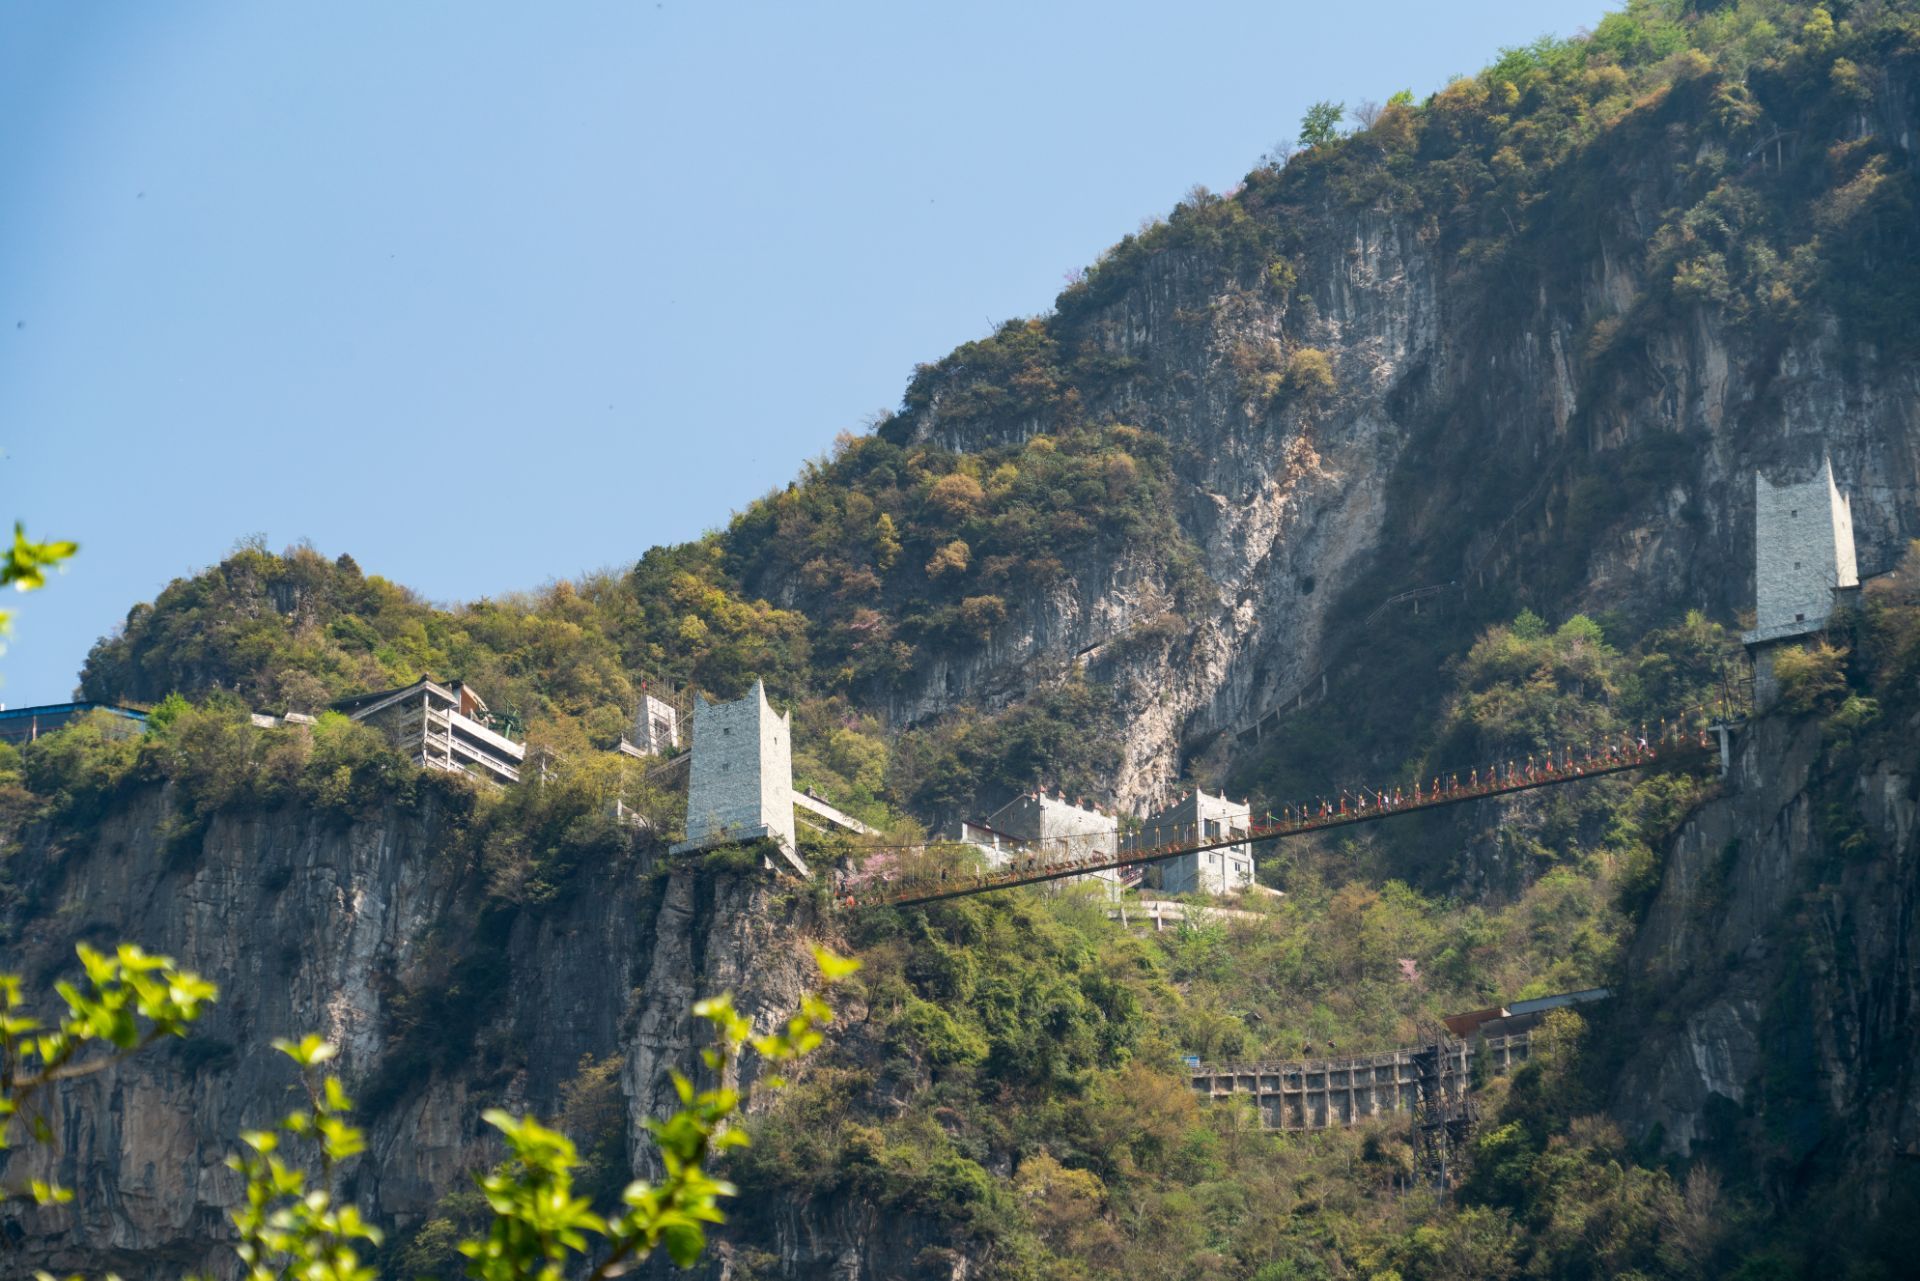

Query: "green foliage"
<box><xmin>229</xmin><ymin>1036</ymin><xmax>382</xmax><ymax>1281</ymax></box>
<box><xmin>1298</xmin><ymin>101</ymin><xmax>1347</xmax><ymax>148</ymax></box>
<box><xmin>724</xmin><ymin>422</ymin><xmax>1203</xmax><ymax>699</ymax></box>
<box><xmin>226</xmin><ymin>949</ymin><xmax>856</xmax><ymax>1281</ymax></box>
<box><xmin>1772</xmin><ymin>639</ymin><xmax>1847</xmax><ymax>713</ymax></box>
<box><xmin>887</xmin><ymin>675</ymin><xmax>1124</xmax><ymax>820</ymax></box>
<box><xmin>29</xmin><ymin>7</ymin><xmax>1920</xmax><ymax>1278</ymax></box>
<box><xmin>79</xmin><ymin>545</ymin><xmax>652</xmax><ymax>744</ymax></box>
<box><xmin>1</xmin><ymin>944</ymin><xmax>216</xmax><ymax>1207</ymax></box>
<box><xmin>737</xmin><ymin>774</ymin><xmax>1700</xmax><ymax>1279</ymax></box>
<box><xmin>0</xmin><ymin>520</ymin><xmax>78</xmax><ymax>638</ymax></box>
<box><xmin>1450</xmin><ymin>1008</ymin><xmax>1752</xmax><ymax>1280</ymax></box>
<box><xmin>1</xmin><ymin>522</ymin><xmax>79</xmax><ymax>594</ymax></box>
<box><xmin>1285</xmin><ymin>347</ymin><xmax>1336</xmax><ymax>397</ymax></box>
<box><xmin>21</xmin><ymin>699</ymin><xmax>425</xmax><ymax>832</ymax></box>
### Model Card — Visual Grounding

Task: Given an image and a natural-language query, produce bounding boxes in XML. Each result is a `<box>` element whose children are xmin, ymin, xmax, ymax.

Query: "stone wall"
<box><xmin>674</xmin><ymin>680</ymin><xmax>796</xmax><ymax>858</ymax></box>
<box><xmin>1748</xmin><ymin>459</ymin><xmax>1859</xmax><ymax>644</ymax></box>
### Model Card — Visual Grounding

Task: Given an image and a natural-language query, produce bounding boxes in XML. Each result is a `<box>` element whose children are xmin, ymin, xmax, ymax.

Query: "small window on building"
<box><xmin>1791</xmin><ymin>509</ymin><xmax>1799</xmax><ymax>517</ymax></box>
<box><xmin>1795</xmin><ymin>612</ymin><xmax>1805</xmax><ymax>622</ymax></box>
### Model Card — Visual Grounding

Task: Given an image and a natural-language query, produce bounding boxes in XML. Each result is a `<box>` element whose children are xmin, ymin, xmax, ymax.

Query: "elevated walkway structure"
<box><xmin>854</xmin><ymin>733</ymin><xmax>1713</xmax><ymax>909</ymax></box>
<box><xmin>1189</xmin><ymin>1035</ymin><xmax>1527</xmax><ymax>1131</ymax></box>
<box><xmin>0</xmin><ymin>701</ymin><xmax>148</xmax><ymax>746</ymax></box>
<box><xmin>1108</xmin><ymin>898</ymin><xmax>1273</xmax><ymax>931</ymax></box>
<box><xmin>1189</xmin><ymin>986</ymin><xmax>1611</xmax><ymax>1140</ymax></box>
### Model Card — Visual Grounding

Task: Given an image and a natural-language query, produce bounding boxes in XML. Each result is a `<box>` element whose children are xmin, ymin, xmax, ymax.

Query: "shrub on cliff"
<box><xmin>1772</xmin><ymin>639</ymin><xmax>1848</xmax><ymax>713</ymax></box>
<box><xmin>1286</xmin><ymin>347</ymin><xmax>1336</xmax><ymax>398</ymax></box>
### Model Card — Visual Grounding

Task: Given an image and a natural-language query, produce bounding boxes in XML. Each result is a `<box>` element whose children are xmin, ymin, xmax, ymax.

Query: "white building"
<box><xmin>983</xmin><ymin>791</ymin><xmax>1122</xmax><ymax>897</ymax></box>
<box><xmin>671</xmin><ymin>680</ymin><xmax>802</xmax><ymax>871</ymax></box>
<box><xmin>332</xmin><ymin>678</ymin><xmax>524</xmax><ymax>787</ymax></box>
<box><xmin>1743</xmin><ymin>459</ymin><xmax>1860</xmax><ymax>707</ymax></box>
<box><xmin>618</xmin><ymin>691</ymin><xmax>681</xmax><ymax>759</ymax></box>
<box><xmin>669</xmin><ymin>680</ymin><xmax>869</xmax><ymax>874</ymax></box>
<box><xmin>938</xmin><ymin>818</ymin><xmax>1020</xmax><ymax>870</ymax></box>
<box><xmin>1124</xmin><ymin>789</ymin><xmax>1255</xmax><ymax>896</ymax></box>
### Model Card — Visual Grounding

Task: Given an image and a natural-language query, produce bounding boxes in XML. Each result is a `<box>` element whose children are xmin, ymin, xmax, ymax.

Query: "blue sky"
<box><xmin>3</xmin><ymin>0</ymin><xmax>1607</xmax><ymax>705</ymax></box>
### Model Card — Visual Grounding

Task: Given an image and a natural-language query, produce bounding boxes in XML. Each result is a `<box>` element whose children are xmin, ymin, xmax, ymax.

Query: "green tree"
<box><xmin>1773</xmin><ymin>640</ymin><xmax>1848</xmax><ymax>713</ymax></box>
<box><xmin>1298</xmin><ymin>100</ymin><xmax>1346</xmax><ymax>148</ymax></box>
<box><xmin>1</xmin><ymin>944</ymin><xmax>217</xmax><ymax>1209</ymax></box>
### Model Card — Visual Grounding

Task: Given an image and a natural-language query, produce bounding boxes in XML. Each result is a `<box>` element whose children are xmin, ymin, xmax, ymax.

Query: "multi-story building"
<box><xmin>983</xmin><ymin>791</ymin><xmax>1122</xmax><ymax>897</ymax></box>
<box><xmin>1125</xmin><ymin>789</ymin><xmax>1255</xmax><ymax>896</ymax></box>
<box><xmin>332</xmin><ymin>678</ymin><xmax>525</xmax><ymax>787</ymax></box>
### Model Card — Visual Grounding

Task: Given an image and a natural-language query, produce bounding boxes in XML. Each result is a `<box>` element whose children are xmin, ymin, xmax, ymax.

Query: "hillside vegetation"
<box><xmin>79</xmin><ymin>0</ymin><xmax>1920</xmax><ymax>820</ymax></box>
<box><xmin>17</xmin><ymin>1</ymin><xmax>1920</xmax><ymax>1278</ymax></box>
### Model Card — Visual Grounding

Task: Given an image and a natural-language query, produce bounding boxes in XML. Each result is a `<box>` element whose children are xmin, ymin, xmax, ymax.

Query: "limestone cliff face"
<box><xmin>14</xmin><ymin>46</ymin><xmax>1920</xmax><ymax>1281</ymax></box>
<box><xmin>1613</xmin><ymin>703</ymin><xmax>1920</xmax><ymax>1198</ymax></box>
<box><xmin>873</xmin><ymin>210</ymin><xmax>1434</xmax><ymax>808</ymax></box>
<box><xmin>0</xmin><ymin>787</ymin><xmax>840</xmax><ymax>1280</ymax></box>
<box><xmin>843</xmin><ymin>84</ymin><xmax>1920</xmax><ymax>817</ymax></box>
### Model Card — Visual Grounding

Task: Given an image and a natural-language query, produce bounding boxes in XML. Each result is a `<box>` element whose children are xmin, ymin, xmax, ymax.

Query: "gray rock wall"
<box><xmin>0</xmin><ymin>787</ymin><xmax>828</xmax><ymax>1279</ymax></box>
<box><xmin>1613</xmin><ymin>703</ymin><xmax>1920</xmax><ymax>1199</ymax></box>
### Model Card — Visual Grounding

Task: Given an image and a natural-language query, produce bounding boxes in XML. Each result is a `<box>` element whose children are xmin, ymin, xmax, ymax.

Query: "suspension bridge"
<box><xmin>849</xmin><ymin>728</ymin><xmax>1718</xmax><ymax>909</ymax></box>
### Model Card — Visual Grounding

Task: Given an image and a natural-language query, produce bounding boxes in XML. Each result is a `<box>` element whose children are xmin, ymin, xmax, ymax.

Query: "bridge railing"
<box><xmin>849</xmin><ymin>731</ymin><xmax>1716</xmax><ymax>909</ymax></box>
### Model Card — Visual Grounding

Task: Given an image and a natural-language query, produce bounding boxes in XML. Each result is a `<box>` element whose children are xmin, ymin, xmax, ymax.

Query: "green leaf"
<box><xmin>29</xmin><ymin>1178</ymin><xmax>74</xmax><ymax>1205</ymax></box>
<box><xmin>2</xmin><ymin>523</ymin><xmax>78</xmax><ymax>592</ymax></box>
<box><xmin>812</xmin><ymin>946</ymin><xmax>862</xmax><ymax>981</ymax></box>
<box><xmin>271</xmin><ymin>1034</ymin><xmax>336</xmax><ymax>1066</ymax></box>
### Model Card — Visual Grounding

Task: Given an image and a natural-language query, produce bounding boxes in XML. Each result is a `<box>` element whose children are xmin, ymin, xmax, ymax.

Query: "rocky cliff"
<box><xmin>17</xmin><ymin>9</ymin><xmax>1920</xmax><ymax>1277</ymax></box>
<box><xmin>738</xmin><ymin>49</ymin><xmax>1920</xmax><ymax>816</ymax></box>
<box><xmin>0</xmin><ymin>787</ymin><xmax>845</xmax><ymax>1279</ymax></box>
<box><xmin>1614</xmin><ymin>634</ymin><xmax>1920</xmax><ymax>1205</ymax></box>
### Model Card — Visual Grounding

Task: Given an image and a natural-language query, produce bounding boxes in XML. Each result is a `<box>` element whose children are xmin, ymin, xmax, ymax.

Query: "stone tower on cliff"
<box><xmin>1743</xmin><ymin>458</ymin><xmax>1859</xmax><ymax>708</ymax></box>
<box><xmin>670</xmin><ymin>680</ymin><xmax>804</xmax><ymax>873</ymax></box>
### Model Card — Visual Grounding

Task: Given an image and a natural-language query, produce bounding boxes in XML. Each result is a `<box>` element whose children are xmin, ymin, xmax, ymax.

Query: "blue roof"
<box><xmin>0</xmin><ymin>701</ymin><xmax>148</xmax><ymax>723</ymax></box>
<box><xmin>1506</xmin><ymin>987</ymin><xmax>1610</xmax><ymax>1017</ymax></box>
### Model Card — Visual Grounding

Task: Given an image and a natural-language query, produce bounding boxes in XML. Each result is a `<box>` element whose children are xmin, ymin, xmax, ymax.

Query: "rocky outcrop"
<box><xmin>0</xmin><ymin>787</ymin><xmax>834</xmax><ymax>1279</ymax></box>
<box><xmin>846</xmin><ymin>83</ymin><xmax>1920</xmax><ymax>818</ymax></box>
<box><xmin>1613</xmin><ymin>700</ymin><xmax>1920</xmax><ymax>1199</ymax></box>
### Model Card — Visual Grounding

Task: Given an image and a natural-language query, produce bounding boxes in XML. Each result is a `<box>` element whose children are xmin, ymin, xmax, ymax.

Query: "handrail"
<box><xmin>854</xmin><ymin>733</ymin><xmax>1715</xmax><ymax>909</ymax></box>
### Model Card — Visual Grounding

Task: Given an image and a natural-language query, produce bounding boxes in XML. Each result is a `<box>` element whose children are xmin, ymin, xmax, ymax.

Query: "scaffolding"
<box><xmin>1410</xmin><ymin>1037</ymin><xmax>1479</xmax><ymax>1192</ymax></box>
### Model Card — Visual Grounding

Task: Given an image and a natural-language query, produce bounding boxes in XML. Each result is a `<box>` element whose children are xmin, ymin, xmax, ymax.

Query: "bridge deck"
<box><xmin>858</xmin><ymin>738</ymin><xmax>1708</xmax><ymax>908</ymax></box>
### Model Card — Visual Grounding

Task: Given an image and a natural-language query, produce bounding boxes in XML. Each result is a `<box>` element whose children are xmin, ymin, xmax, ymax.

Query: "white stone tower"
<box><xmin>670</xmin><ymin>680</ymin><xmax>803</xmax><ymax>872</ymax></box>
<box><xmin>631</xmin><ymin>692</ymin><xmax>680</xmax><ymax>756</ymax></box>
<box><xmin>1744</xmin><ymin>458</ymin><xmax>1859</xmax><ymax>707</ymax></box>
<box><xmin>1124</xmin><ymin>789</ymin><xmax>1255</xmax><ymax>896</ymax></box>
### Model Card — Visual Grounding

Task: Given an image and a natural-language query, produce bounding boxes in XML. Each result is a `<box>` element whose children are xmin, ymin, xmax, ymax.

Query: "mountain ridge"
<box><xmin>14</xmin><ymin>3</ymin><xmax>1920</xmax><ymax>1276</ymax></box>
